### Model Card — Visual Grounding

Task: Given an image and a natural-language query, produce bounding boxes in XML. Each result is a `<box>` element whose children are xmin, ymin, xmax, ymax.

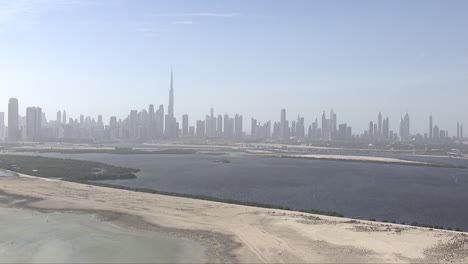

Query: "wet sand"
<box><xmin>0</xmin><ymin>174</ymin><xmax>467</xmax><ymax>263</ymax></box>
<box><xmin>0</xmin><ymin>206</ymin><xmax>207</xmax><ymax>263</ymax></box>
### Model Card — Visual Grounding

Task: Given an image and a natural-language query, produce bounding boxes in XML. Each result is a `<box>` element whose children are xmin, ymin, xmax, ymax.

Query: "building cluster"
<box><xmin>0</xmin><ymin>71</ymin><xmax>465</xmax><ymax>144</ymax></box>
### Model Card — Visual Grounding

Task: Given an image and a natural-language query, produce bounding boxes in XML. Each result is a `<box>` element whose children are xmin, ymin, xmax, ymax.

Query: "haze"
<box><xmin>0</xmin><ymin>0</ymin><xmax>467</xmax><ymax>133</ymax></box>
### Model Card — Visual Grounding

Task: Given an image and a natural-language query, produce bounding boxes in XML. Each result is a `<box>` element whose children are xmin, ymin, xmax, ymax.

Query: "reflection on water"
<box><xmin>0</xmin><ymin>207</ymin><xmax>206</xmax><ymax>263</ymax></box>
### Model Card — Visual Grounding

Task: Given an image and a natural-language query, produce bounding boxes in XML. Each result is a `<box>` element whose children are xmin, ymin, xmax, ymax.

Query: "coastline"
<box><xmin>245</xmin><ymin>153</ymin><xmax>467</xmax><ymax>168</ymax></box>
<box><xmin>0</xmin><ymin>174</ymin><xmax>467</xmax><ymax>263</ymax></box>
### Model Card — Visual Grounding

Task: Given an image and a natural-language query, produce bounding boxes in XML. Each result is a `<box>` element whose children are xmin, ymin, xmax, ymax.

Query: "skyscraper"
<box><xmin>156</xmin><ymin>104</ymin><xmax>164</xmax><ymax>137</ymax></box>
<box><xmin>149</xmin><ymin>104</ymin><xmax>155</xmax><ymax>138</ymax></box>
<box><xmin>8</xmin><ymin>98</ymin><xmax>19</xmax><ymax>142</ymax></box>
<box><xmin>280</xmin><ymin>109</ymin><xmax>287</xmax><ymax>139</ymax></box>
<box><xmin>378</xmin><ymin>112</ymin><xmax>382</xmax><ymax>138</ymax></box>
<box><xmin>169</xmin><ymin>70</ymin><xmax>174</xmax><ymax>119</ymax></box>
<box><xmin>234</xmin><ymin>114</ymin><xmax>243</xmax><ymax>139</ymax></box>
<box><xmin>217</xmin><ymin>115</ymin><xmax>223</xmax><ymax>137</ymax></box>
<box><xmin>57</xmin><ymin>111</ymin><xmax>62</xmax><ymax>125</ymax></box>
<box><xmin>399</xmin><ymin>113</ymin><xmax>410</xmax><ymax>141</ymax></box>
<box><xmin>330</xmin><ymin>109</ymin><xmax>337</xmax><ymax>140</ymax></box>
<box><xmin>182</xmin><ymin>114</ymin><xmax>189</xmax><ymax>136</ymax></box>
<box><xmin>429</xmin><ymin>115</ymin><xmax>433</xmax><ymax>140</ymax></box>
<box><xmin>26</xmin><ymin>107</ymin><xmax>42</xmax><ymax>141</ymax></box>
<box><xmin>165</xmin><ymin>69</ymin><xmax>177</xmax><ymax>138</ymax></box>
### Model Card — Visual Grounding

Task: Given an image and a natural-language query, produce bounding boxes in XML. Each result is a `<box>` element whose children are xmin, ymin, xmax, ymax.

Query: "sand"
<box><xmin>0</xmin><ymin>174</ymin><xmax>467</xmax><ymax>263</ymax></box>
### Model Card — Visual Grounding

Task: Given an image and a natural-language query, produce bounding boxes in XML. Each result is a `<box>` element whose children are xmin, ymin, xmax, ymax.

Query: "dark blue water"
<box><xmin>21</xmin><ymin>152</ymin><xmax>468</xmax><ymax>230</ymax></box>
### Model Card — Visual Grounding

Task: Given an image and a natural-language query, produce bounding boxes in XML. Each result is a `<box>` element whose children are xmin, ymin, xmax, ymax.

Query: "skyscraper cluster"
<box><xmin>0</xmin><ymin>71</ymin><xmax>465</xmax><ymax>145</ymax></box>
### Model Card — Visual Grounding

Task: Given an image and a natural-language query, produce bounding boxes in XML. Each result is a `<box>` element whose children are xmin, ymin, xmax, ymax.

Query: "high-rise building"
<box><xmin>56</xmin><ymin>111</ymin><xmax>62</xmax><ymax>125</ymax></box>
<box><xmin>182</xmin><ymin>114</ymin><xmax>189</xmax><ymax>136</ymax></box>
<box><xmin>217</xmin><ymin>115</ymin><xmax>223</xmax><ymax>137</ymax></box>
<box><xmin>399</xmin><ymin>113</ymin><xmax>410</xmax><ymax>141</ymax></box>
<box><xmin>8</xmin><ymin>98</ymin><xmax>19</xmax><ymax>142</ymax></box>
<box><xmin>330</xmin><ymin>109</ymin><xmax>337</xmax><ymax>140</ymax></box>
<box><xmin>457</xmin><ymin>122</ymin><xmax>460</xmax><ymax>139</ymax></box>
<box><xmin>369</xmin><ymin>121</ymin><xmax>374</xmax><ymax>138</ymax></box>
<box><xmin>378</xmin><ymin>112</ymin><xmax>382</xmax><ymax>138</ymax></box>
<box><xmin>429</xmin><ymin>115</ymin><xmax>433</xmax><ymax>140</ymax></box>
<box><xmin>128</xmin><ymin>110</ymin><xmax>138</xmax><ymax>139</ymax></box>
<box><xmin>26</xmin><ymin>107</ymin><xmax>42</xmax><ymax>141</ymax></box>
<box><xmin>234</xmin><ymin>114</ymin><xmax>243</xmax><ymax>139</ymax></box>
<box><xmin>62</xmin><ymin>110</ymin><xmax>67</xmax><ymax>125</ymax></box>
<box><xmin>383</xmin><ymin>117</ymin><xmax>389</xmax><ymax>139</ymax></box>
<box><xmin>321</xmin><ymin>111</ymin><xmax>330</xmax><ymax>140</ymax></box>
<box><xmin>280</xmin><ymin>109</ymin><xmax>287</xmax><ymax>139</ymax></box>
<box><xmin>196</xmin><ymin>120</ymin><xmax>205</xmax><ymax>138</ymax></box>
<box><xmin>433</xmin><ymin>125</ymin><xmax>440</xmax><ymax>140</ymax></box>
<box><xmin>149</xmin><ymin>104</ymin><xmax>155</xmax><ymax>138</ymax></box>
<box><xmin>165</xmin><ymin>69</ymin><xmax>177</xmax><ymax>138</ymax></box>
<box><xmin>156</xmin><ymin>104</ymin><xmax>164</xmax><ymax>137</ymax></box>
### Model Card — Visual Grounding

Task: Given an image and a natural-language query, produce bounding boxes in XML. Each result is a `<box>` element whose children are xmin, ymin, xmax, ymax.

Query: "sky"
<box><xmin>0</xmin><ymin>0</ymin><xmax>467</xmax><ymax>134</ymax></box>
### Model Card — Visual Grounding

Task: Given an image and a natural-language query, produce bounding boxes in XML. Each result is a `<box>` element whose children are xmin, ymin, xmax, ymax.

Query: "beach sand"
<box><xmin>0</xmin><ymin>174</ymin><xmax>467</xmax><ymax>263</ymax></box>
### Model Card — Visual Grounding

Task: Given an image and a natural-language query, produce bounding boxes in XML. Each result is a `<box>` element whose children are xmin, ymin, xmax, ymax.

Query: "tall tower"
<box><xmin>280</xmin><ymin>109</ymin><xmax>287</xmax><ymax>139</ymax></box>
<box><xmin>378</xmin><ymin>112</ymin><xmax>382</xmax><ymax>138</ymax></box>
<box><xmin>26</xmin><ymin>107</ymin><xmax>42</xmax><ymax>141</ymax></box>
<box><xmin>169</xmin><ymin>68</ymin><xmax>174</xmax><ymax>119</ymax></box>
<box><xmin>165</xmin><ymin>68</ymin><xmax>176</xmax><ymax>138</ymax></box>
<box><xmin>429</xmin><ymin>115</ymin><xmax>433</xmax><ymax>140</ymax></box>
<box><xmin>8</xmin><ymin>98</ymin><xmax>19</xmax><ymax>142</ymax></box>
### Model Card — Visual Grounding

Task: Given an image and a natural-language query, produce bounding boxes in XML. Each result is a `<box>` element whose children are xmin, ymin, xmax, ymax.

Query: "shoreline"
<box><xmin>244</xmin><ymin>153</ymin><xmax>467</xmax><ymax>168</ymax></box>
<box><xmin>0</xmin><ymin>190</ymin><xmax>239</xmax><ymax>263</ymax></box>
<box><xmin>0</xmin><ymin>174</ymin><xmax>467</xmax><ymax>263</ymax></box>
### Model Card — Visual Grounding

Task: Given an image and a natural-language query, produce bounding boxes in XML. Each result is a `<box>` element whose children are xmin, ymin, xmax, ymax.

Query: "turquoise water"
<box><xmin>0</xmin><ymin>207</ymin><xmax>207</xmax><ymax>263</ymax></box>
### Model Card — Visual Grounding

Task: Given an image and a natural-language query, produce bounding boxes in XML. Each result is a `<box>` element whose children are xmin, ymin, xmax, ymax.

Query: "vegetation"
<box><xmin>201</xmin><ymin>152</ymin><xmax>226</xmax><ymax>156</ymax></box>
<box><xmin>368</xmin><ymin>217</ymin><xmax>464</xmax><ymax>232</ymax></box>
<box><xmin>215</xmin><ymin>159</ymin><xmax>231</xmax><ymax>164</ymax></box>
<box><xmin>0</xmin><ymin>154</ymin><xmax>346</xmax><ymax>218</ymax></box>
<box><xmin>299</xmin><ymin>209</ymin><xmax>344</xmax><ymax>217</ymax></box>
<box><xmin>0</xmin><ymin>155</ymin><xmax>139</xmax><ymax>181</ymax></box>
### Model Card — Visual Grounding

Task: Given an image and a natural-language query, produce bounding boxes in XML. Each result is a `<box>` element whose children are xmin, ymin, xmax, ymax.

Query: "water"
<box><xmin>14</xmin><ymin>152</ymin><xmax>468</xmax><ymax>230</ymax></box>
<box><xmin>0</xmin><ymin>170</ymin><xmax>15</xmax><ymax>177</ymax></box>
<box><xmin>0</xmin><ymin>207</ymin><xmax>206</xmax><ymax>263</ymax></box>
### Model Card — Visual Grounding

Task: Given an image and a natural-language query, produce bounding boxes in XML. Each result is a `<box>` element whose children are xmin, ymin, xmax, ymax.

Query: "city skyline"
<box><xmin>1</xmin><ymin>0</ymin><xmax>468</xmax><ymax>132</ymax></box>
<box><xmin>0</xmin><ymin>70</ymin><xmax>464</xmax><ymax>143</ymax></box>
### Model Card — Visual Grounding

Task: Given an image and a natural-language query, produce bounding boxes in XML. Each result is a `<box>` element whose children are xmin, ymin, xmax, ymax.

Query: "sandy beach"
<box><xmin>245</xmin><ymin>152</ymin><xmax>445</xmax><ymax>166</ymax></box>
<box><xmin>0</xmin><ymin>174</ymin><xmax>467</xmax><ymax>263</ymax></box>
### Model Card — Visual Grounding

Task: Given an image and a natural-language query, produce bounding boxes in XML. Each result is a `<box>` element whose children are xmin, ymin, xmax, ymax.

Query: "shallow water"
<box><xmin>0</xmin><ymin>170</ymin><xmax>14</xmax><ymax>177</ymax></box>
<box><xmin>0</xmin><ymin>207</ymin><xmax>206</xmax><ymax>263</ymax></box>
<box><xmin>10</xmin><ymin>152</ymin><xmax>468</xmax><ymax>230</ymax></box>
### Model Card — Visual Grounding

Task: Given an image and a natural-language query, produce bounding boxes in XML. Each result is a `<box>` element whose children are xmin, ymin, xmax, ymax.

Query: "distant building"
<box><xmin>182</xmin><ymin>114</ymin><xmax>189</xmax><ymax>136</ymax></box>
<box><xmin>399</xmin><ymin>113</ymin><xmax>410</xmax><ymax>141</ymax></box>
<box><xmin>26</xmin><ymin>107</ymin><xmax>42</xmax><ymax>141</ymax></box>
<box><xmin>234</xmin><ymin>114</ymin><xmax>243</xmax><ymax>139</ymax></box>
<box><xmin>378</xmin><ymin>112</ymin><xmax>382</xmax><ymax>138</ymax></box>
<box><xmin>429</xmin><ymin>115</ymin><xmax>433</xmax><ymax>140</ymax></box>
<box><xmin>8</xmin><ymin>98</ymin><xmax>19</xmax><ymax>142</ymax></box>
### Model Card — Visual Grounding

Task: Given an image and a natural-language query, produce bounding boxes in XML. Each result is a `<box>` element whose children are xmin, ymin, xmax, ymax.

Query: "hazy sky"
<box><xmin>0</xmin><ymin>0</ymin><xmax>467</xmax><ymax>134</ymax></box>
